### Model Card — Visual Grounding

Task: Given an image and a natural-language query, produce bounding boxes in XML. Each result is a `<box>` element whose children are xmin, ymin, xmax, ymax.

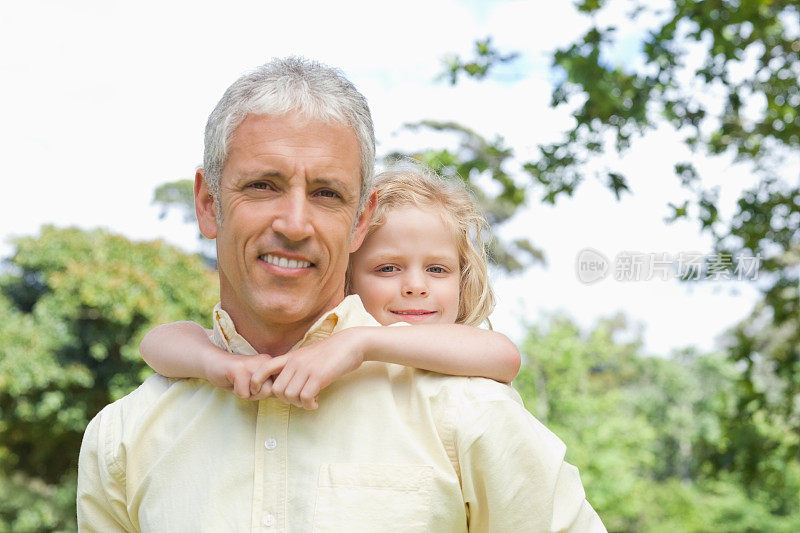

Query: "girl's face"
<box><xmin>349</xmin><ymin>205</ymin><xmax>460</xmax><ymax>325</ymax></box>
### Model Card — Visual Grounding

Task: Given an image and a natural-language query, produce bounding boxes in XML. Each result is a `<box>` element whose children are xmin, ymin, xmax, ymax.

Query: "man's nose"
<box><xmin>402</xmin><ymin>272</ymin><xmax>428</xmax><ymax>296</ymax></box>
<box><xmin>271</xmin><ymin>190</ymin><xmax>314</xmax><ymax>242</ymax></box>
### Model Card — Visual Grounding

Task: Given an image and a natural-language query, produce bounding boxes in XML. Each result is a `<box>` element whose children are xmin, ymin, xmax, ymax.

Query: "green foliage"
<box><xmin>515</xmin><ymin>313</ymin><xmax>800</xmax><ymax>531</ymax></box>
<box><xmin>0</xmin><ymin>472</ymin><xmax>77</xmax><ymax>533</ymax></box>
<box><xmin>0</xmin><ymin>226</ymin><xmax>218</xmax><ymax>531</ymax></box>
<box><xmin>441</xmin><ymin>0</ymin><xmax>799</xmax><ymax>495</ymax></box>
<box><xmin>539</xmin><ymin>5</ymin><xmax>800</xmax><ymax>444</ymax></box>
<box><xmin>719</xmin><ymin>301</ymin><xmax>800</xmax><ymax>513</ymax></box>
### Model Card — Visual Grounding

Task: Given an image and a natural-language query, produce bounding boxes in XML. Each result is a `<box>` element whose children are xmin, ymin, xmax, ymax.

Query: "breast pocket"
<box><xmin>312</xmin><ymin>463</ymin><xmax>433</xmax><ymax>532</ymax></box>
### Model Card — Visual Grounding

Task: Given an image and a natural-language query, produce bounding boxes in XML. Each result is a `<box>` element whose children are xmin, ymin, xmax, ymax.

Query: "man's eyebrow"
<box><xmin>240</xmin><ymin>170</ymin><xmax>284</xmax><ymax>180</ymax></box>
<box><xmin>309</xmin><ymin>176</ymin><xmax>351</xmax><ymax>190</ymax></box>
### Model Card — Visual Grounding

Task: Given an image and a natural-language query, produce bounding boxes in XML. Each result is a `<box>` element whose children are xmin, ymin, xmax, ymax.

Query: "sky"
<box><xmin>0</xmin><ymin>0</ymin><xmax>767</xmax><ymax>356</ymax></box>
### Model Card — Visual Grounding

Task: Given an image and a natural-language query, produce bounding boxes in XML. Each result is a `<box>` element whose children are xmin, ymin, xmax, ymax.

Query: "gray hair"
<box><xmin>203</xmin><ymin>57</ymin><xmax>375</xmax><ymax>215</ymax></box>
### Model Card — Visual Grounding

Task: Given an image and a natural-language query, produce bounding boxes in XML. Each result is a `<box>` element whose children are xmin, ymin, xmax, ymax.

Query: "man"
<box><xmin>77</xmin><ymin>57</ymin><xmax>605</xmax><ymax>532</ymax></box>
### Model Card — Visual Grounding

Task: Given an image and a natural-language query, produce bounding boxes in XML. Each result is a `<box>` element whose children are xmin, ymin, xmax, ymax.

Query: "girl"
<box><xmin>140</xmin><ymin>167</ymin><xmax>521</xmax><ymax>409</ymax></box>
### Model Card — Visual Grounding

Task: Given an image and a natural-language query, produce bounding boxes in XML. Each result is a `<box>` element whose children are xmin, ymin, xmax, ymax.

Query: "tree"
<box><xmin>439</xmin><ymin>0</ymin><xmax>799</xmax><ymax>505</ymax></box>
<box><xmin>0</xmin><ymin>226</ymin><xmax>218</xmax><ymax>531</ymax></box>
<box><xmin>514</xmin><ymin>312</ymin><xmax>800</xmax><ymax>531</ymax></box>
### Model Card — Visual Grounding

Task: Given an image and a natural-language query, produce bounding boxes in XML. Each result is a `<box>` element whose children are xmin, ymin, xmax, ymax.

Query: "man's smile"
<box><xmin>258</xmin><ymin>252</ymin><xmax>316</xmax><ymax>277</ymax></box>
<box><xmin>259</xmin><ymin>253</ymin><xmax>314</xmax><ymax>269</ymax></box>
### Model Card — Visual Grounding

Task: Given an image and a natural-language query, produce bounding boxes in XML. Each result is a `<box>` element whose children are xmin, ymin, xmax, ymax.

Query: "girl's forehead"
<box><xmin>379</xmin><ymin>202</ymin><xmax>456</xmax><ymax>228</ymax></box>
<box><xmin>363</xmin><ymin>205</ymin><xmax>458</xmax><ymax>252</ymax></box>
<box><xmin>379</xmin><ymin>204</ymin><xmax>456</xmax><ymax>235</ymax></box>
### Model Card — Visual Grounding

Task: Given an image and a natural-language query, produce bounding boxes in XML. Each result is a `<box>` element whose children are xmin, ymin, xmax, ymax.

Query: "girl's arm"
<box><xmin>359</xmin><ymin>324</ymin><xmax>521</xmax><ymax>383</ymax></box>
<box><xmin>139</xmin><ymin>322</ymin><xmax>264</xmax><ymax>398</ymax></box>
<box><xmin>255</xmin><ymin>324</ymin><xmax>521</xmax><ymax>410</ymax></box>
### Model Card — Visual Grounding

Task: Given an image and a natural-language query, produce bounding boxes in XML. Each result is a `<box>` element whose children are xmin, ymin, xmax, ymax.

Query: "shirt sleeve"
<box><xmin>77</xmin><ymin>406</ymin><xmax>136</xmax><ymax>532</ymax></box>
<box><xmin>455</xmin><ymin>380</ymin><xmax>606</xmax><ymax>533</ymax></box>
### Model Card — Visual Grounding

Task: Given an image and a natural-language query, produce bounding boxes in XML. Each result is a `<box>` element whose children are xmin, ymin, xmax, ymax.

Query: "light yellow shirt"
<box><xmin>77</xmin><ymin>295</ymin><xmax>605</xmax><ymax>532</ymax></box>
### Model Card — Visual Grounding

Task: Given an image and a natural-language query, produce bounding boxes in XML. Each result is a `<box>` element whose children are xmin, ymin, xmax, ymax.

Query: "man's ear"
<box><xmin>349</xmin><ymin>190</ymin><xmax>377</xmax><ymax>253</ymax></box>
<box><xmin>195</xmin><ymin>169</ymin><xmax>218</xmax><ymax>239</ymax></box>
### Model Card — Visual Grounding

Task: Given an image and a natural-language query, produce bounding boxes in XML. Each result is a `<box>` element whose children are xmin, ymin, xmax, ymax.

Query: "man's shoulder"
<box><xmin>375</xmin><ymin>367</ymin><xmax>530</xmax><ymax>432</ymax></box>
<box><xmin>406</xmin><ymin>370</ymin><xmax>558</xmax><ymax>437</ymax></box>
<box><xmin>84</xmin><ymin>375</ymin><xmax>212</xmax><ymax>440</ymax></box>
<box><xmin>407</xmin><ymin>370</ymin><xmax>524</xmax><ymax>409</ymax></box>
<box><xmin>93</xmin><ymin>373</ymin><xmax>178</xmax><ymax>413</ymax></box>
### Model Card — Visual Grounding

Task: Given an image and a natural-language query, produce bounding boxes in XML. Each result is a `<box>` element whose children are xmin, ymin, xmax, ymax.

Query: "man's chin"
<box><xmin>250</xmin><ymin>292</ymin><xmax>338</xmax><ymax>326</ymax></box>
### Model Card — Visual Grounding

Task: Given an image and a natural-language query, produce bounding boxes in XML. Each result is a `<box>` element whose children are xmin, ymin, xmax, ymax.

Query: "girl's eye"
<box><xmin>428</xmin><ymin>266</ymin><xmax>446</xmax><ymax>274</ymax></box>
<box><xmin>377</xmin><ymin>265</ymin><xmax>397</xmax><ymax>273</ymax></box>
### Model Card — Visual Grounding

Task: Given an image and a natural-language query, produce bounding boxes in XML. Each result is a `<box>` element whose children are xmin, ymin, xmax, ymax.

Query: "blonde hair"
<box><xmin>348</xmin><ymin>166</ymin><xmax>495</xmax><ymax>327</ymax></box>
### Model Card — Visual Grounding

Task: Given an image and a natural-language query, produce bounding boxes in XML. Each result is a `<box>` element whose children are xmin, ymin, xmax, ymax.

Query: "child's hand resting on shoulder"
<box><xmin>203</xmin><ymin>352</ymin><xmax>272</xmax><ymax>400</ymax></box>
<box><xmin>249</xmin><ymin>327</ymin><xmax>368</xmax><ymax>409</ymax></box>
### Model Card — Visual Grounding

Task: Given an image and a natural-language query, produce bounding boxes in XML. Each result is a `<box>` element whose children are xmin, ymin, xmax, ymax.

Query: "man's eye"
<box><xmin>315</xmin><ymin>189</ymin><xmax>341</xmax><ymax>199</ymax></box>
<box><xmin>249</xmin><ymin>182</ymin><xmax>273</xmax><ymax>190</ymax></box>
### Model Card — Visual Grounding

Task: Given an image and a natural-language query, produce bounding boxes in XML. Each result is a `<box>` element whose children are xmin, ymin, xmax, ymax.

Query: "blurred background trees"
<box><xmin>516</xmin><ymin>314</ymin><xmax>800</xmax><ymax>531</ymax></box>
<box><xmin>434</xmin><ymin>0</ymin><xmax>799</xmax><ymax>527</ymax></box>
<box><xmin>0</xmin><ymin>227</ymin><xmax>217</xmax><ymax>531</ymax></box>
<box><xmin>2</xmin><ymin>0</ymin><xmax>798</xmax><ymax>530</ymax></box>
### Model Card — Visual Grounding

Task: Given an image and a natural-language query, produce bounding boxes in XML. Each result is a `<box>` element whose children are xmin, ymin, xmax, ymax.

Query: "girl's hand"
<box><xmin>249</xmin><ymin>355</ymin><xmax>288</xmax><ymax>401</ymax></box>
<box><xmin>204</xmin><ymin>353</ymin><xmax>269</xmax><ymax>399</ymax></box>
<box><xmin>259</xmin><ymin>328</ymin><xmax>369</xmax><ymax>409</ymax></box>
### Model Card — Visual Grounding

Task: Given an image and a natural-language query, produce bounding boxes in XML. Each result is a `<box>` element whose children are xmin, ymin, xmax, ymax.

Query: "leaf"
<box><xmin>607</xmin><ymin>172</ymin><xmax>631</xmax><ymax>200</ymax></box>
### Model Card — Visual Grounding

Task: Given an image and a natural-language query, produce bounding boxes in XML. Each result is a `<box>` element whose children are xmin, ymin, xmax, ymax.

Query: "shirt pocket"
<box><xmin>312</xmin><ymin>463</ymin><xmax>433</xmax><ymax>532</ymax></box>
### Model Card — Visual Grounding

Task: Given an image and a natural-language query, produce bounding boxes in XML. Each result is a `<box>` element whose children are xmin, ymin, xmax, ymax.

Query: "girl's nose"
<box><xmin>402</xmin><ymin>272</ymin><xmax>428</xmax><ymax>296</ymax></box>
<box><xmin>404</xmin><ymin>287</ymin><xmax>428</xmax><ymax>296</ymax></box>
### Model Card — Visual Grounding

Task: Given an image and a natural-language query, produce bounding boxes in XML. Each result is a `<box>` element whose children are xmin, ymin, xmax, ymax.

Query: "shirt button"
<box><xmin>263</xmin><ymin>514</ymin><xmax>275</xmax><ymax>527</ymax></box>
<box><xmin>264</xmin><ymin>438</ymin><xmax>277</xmax><ymax>450</ymax></box>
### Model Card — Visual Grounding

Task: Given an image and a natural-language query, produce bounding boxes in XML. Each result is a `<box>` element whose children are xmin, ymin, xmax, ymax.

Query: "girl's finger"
<box><xmin>283</xmin><ymin>372</ymin><xmax>309</xmax><ymax>409</ymax></box>
<box><xmin>250</xmin><ymin>356</ymin><xmax>288</xmax><ymax>395</ymax></box>
<box><xmin>249</xmin><ymin>378</ymin><xmax>274</xmax><ymax>401</ymax></box>
<box><xmin>299</xmin><ymin>379</ymin><xmax>320</xmax><ymax>410</ymax></box>
<box><xmin>233</xmin><ymin>371</ymin><xmax>250</xmax><ymax>399</ymax></box>
<box><xmin>271</xmin><ymin>366</ymin><xmax>295</xmax><ymax>404</ymax></box>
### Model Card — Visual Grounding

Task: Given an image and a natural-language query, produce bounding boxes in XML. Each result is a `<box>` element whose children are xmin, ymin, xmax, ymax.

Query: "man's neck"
<box><xmin>219</xmin><ymin>300</ymin><xmax>339</xmax><ymax>356</ymax></box>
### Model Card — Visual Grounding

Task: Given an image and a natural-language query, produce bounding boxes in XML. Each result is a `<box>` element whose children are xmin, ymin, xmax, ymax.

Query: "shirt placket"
<box><xmin>252</xmin><ymin>398</ymin><xmax>290</xmax><ymax>532</ymax></box>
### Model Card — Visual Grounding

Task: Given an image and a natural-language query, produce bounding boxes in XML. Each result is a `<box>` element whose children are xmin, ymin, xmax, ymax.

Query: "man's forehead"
<box><xmin>224</xmin><ymin>113</ymin><xmax>361</xmax><ymax>182</ymax></box>
<box><xmin>233</xmin><ymin>111</ymin><xmax>356</xmax><ymax>144</ymax></box>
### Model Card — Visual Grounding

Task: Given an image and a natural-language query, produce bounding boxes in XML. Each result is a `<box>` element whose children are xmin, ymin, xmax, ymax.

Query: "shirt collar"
<box><xmin>211</xmin><ymin>294</ymin><xmax>374</xmax><ymax>355</ymax></box>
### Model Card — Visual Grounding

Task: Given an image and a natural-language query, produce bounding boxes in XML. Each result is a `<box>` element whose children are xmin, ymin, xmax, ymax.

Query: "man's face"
<box><xmin>196</xmin><ymin>112</ymin><xmax>373</xmax><ymax>332</ymax></box>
